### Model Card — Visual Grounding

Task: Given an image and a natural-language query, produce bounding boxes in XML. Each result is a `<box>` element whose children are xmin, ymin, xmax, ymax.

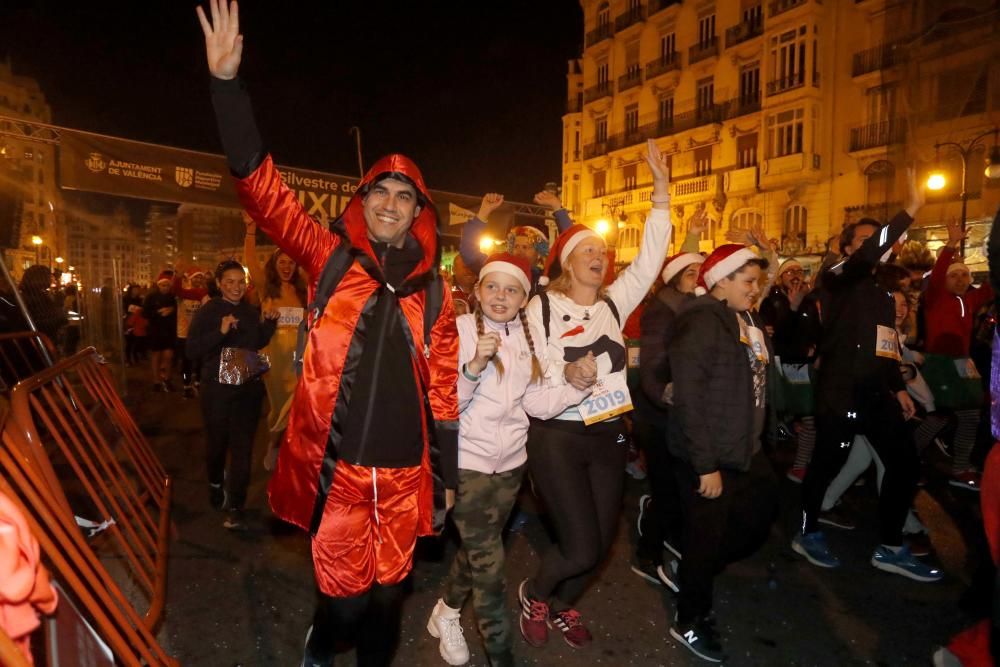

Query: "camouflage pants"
<box><xmin>444</xmin><ymin>465</ymin><xmax>525</xmax><ymax>661</ymax></box>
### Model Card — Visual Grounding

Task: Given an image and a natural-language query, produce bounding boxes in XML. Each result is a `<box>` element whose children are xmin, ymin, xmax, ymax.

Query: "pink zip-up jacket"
<box><xmin>457</xmin><ymin>313</ymin><xmax>590</xmax><ymax>474</ymax></box>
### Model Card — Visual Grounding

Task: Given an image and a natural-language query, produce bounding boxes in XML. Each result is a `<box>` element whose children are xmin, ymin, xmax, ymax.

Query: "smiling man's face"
<box><xmin>362</xmin><ymin>177</ymin><xmax>421</xmax><ymax>248</ymax></box>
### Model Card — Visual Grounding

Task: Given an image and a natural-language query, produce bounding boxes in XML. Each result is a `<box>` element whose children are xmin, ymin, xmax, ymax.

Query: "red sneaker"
<box><xmin>548</xmin><ymin>609</ymin><xmax>592</xmax><ymax>648</ymax></box>
<box><xmin>518</xmin><ymin>580</ymin><xmax>549</xmax><ymax>647</ymax></box>
<box><xmin>786</xmin><ymin>466</ymin><xmax>806</xmax><ymax>484</ymax></box>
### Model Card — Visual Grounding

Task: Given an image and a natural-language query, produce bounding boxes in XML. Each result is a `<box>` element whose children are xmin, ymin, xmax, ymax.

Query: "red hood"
<box><xmin>339</xmin><ymin>153</ymin><xmax>439</xmax><ymax>281</ymax></box>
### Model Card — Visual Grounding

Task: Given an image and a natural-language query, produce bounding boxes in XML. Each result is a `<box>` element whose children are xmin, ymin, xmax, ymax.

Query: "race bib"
<box><xmin>278</xmin><ymin>307</ymin><xmax>305</xmax><ymax>328</ymax></box>
<box><xmin>738</xmin><ymin>317</ymin><xmax>769</xmax><ymax>363</ymax></box>
<box><xmin>627</xmin><ymin>346</ymin><xmax>640</xmax><ymax>369</ymax></box>
<box><xmin>955</xmin><ymin>357</ymin><xmax>981</xmax><ymax>379</ymax></box>
<box><xmin>580</xmin><ymin>373</ymin><xmax>633</xmax><ymax>425</ymax></box>
<box><xmin>875</xmin><ymin>325</ymin><xmax>901</xmax><ymax>361</ymax></box>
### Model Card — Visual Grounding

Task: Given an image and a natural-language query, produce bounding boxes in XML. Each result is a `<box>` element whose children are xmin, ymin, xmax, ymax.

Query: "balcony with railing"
<box><xmin>671</xmin><ymin>174</ymin><xmax>720</xmax><ymax>204</ymax></box>
<box><xmin>618</xmin><ymin>69</ymin><xmax>643</xmax><ymax>93</ymax></box>
<box><xmin>689</xmin><ymin>37</ymin><xmax>720</xmax><ymax>65</ymax></box>
<box><xmin>583</xmin><ymin>81</ymin><xmax>612</xmax><ymax>104</ymax></box>
<box><xmin>724</xmin><ymin>166</ymin><xmax>759</xmax><ymax>193</ymax></box>
<box><xmin>769</xmin><ymin>0</ymin><xmax>808</xmax><ymax>18</ymax></box>
<box><xmin>614</xmin><ymin>4</ymin><xmax>645</xmax><ymax>32</ymax></box>
<box><xmin>848</xmin><ymin>119</ymin><xmax>907</xmax><ymax>152</ymax></box>
<box><xmin>852</xmin><ymin>42</ymin><xmax>902</xmax><ymax>78</ymax></box>
<box><xmin>726</xmin><ymin>93</ymin><xmax>761</xmax><ymax>119</ymax></box>
<box><xmin>645</xmin><ymin>52</ymin><xmax>681</xmax><ymax>79</ymax></box>
<box><xmin>649</xmin><ymin>0</ymin><xmax>682</xmax><ymax>15</ymax></box>
<box><xmin>583</xmin><ymin>139</ymin><xmax>609</xmax><ymax>160</ymax></box>
<box><xmin>566</xmin><ymin>94</ymin><xmax>583</xmax><ymax>114</ymax></box>
<box><xmin>725</xmin><ymin>20</ymin><xmax>763</xmax><ymax>48</ymax></box>
<box><xmin>585</xmin><ymin>23</ymin><xmax>613</xmax><ymax>48</ymax></box>
<box><xmin>766</xmin><ymin>71</ymin><xmax>806</xmax><ymax>95</ymax></box>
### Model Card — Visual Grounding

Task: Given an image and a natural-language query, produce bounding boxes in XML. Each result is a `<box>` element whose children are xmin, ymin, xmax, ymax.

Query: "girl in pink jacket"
<box><xmin>426</xmin><ymin>253</ymin><xmax>592</xmax><ymax>667</ymax></box>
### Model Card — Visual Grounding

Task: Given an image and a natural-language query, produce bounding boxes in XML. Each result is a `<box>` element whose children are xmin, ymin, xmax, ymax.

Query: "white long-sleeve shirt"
<box><xmin>527</xmin><ymin>207</ymin><xmax>673</xmax><ymax>421</ymax></box>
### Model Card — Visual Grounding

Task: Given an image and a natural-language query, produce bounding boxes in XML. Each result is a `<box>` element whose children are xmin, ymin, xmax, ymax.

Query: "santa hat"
<box><xmin>540</xmin><ymin>224</ymin><xmax>602</xmax><ymax>286</ymax></box>
<box><xmin>698</xmin><ymin>244</ymin><xmax>760</xmax><ymax>291</ymax></box>
<box><xmin>661</xmin><ymin>252</ymin><xmax>704</xmax><ymax>286</ymax></box>
<box><xmin>185</xmin><ymin>268</ymin><xmax>207</xmax><ymax>279</ymax></box>
<box><xmin>155</xmin><ymin>270</ymin><xmax>173</xmax><ymax>286</ymax></box>
<box><xmin>479</xmin><ymin>252</ymin><xmax>532</xmax><ymax>294</ymax></box>
<box><xmin>507</xmin><ymin>225</ymin><xmax>550</xmax><ymax>258</ymax></box>
<box><xmin>776</xmin><ymin>258</ymin><xmax>803</xmax><ymax>279</ymax></box>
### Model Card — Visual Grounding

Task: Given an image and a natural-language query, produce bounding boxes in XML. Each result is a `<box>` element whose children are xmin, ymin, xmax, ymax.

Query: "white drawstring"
<box><xmin>371</xmin><ymin>468</ymin><xmax>382</xmax><ymax>543</ymax></box>
<box><xmin>957</xmin><ymin>295</ymin><xmax>965</xmax><ymax>319</ymax></box>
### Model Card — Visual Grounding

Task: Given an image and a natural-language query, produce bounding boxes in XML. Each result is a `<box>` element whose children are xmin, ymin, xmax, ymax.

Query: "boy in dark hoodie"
<box><xmin>666</xmin><ymin>244</ymin><xmax>777</xmax><ymax>663</ymax></box>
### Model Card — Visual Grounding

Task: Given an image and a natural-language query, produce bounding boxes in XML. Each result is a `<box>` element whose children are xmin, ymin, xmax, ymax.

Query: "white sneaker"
<box><xmin>426</xmin><ymin>598</ymin><xmax>469</xmax><ymax>665</ymax></box>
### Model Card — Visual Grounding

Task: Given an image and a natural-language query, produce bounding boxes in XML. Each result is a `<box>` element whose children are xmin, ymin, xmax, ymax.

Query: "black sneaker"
<box><xmin>637</xmin><ymin>494</ymin><xmax>651</xmax><ymax>537</ymax></box>
<box><xmin>670</xmin><ymin>616</ymin><xmax>726</xmax><ymax>663</ymax></box>
<box><xmin>663</xmin><ymin>536</ymin><xmax>683</xmax><ymax>561</ymax></box>
<box><xmin>656</xmin><ymin>559</ymin><xmax>680</xmax><ymax>593</ymax></box>
<box><xmin>209</xmin><ymin>483</ymin><xmax>227</xmax><ymax>511</ymax></box>
<box><xmin>224</xmin><ymin>508</ymin><xmax>247</xmax><ymax>531</ymax></box>
<box><xmin>630</xmin><ymin>556</ymin><xmax>663</xmax><ymax>585</ymax></box>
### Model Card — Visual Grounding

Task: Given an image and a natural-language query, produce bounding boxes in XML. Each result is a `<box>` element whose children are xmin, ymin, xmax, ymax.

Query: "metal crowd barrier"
<box><xmin>0</xmin><ymin>331</ymin><xmax>59</xmax><ymax>392</ymax></box>
<box><xmin>2</xmin><ymin>347</ymin><xmax>172</xmax><ymax>632</ymax></box>
<box><xmin>0</xmin><ymin>625</ymin><xmax>31</xmax><ymax>667</ymax></box>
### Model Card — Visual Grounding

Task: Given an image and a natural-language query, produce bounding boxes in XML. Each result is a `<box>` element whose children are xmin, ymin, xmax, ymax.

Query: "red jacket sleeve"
<box><xmin>235</xmin><ymin>155</ymin><xmax>336</xmax><ymax>280</ymax></box>
<box><xmin>926</xmin><ymin>246</ymin><xmax>954</xmax><ymax>306</ymax></box>
<box><xmin>171</xmin><ymin>275</ymin><xmax>208</xmax><ymax>301</ymax></box>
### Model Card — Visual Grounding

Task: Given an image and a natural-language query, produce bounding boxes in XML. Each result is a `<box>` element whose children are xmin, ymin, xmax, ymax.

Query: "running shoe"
<box><xmin>426</xmin><ymin>598</ymin><xmax>469</xmax><ymax>666</ymax></box>
<box><xmin>791</xmin><ymin>531</ymin><xmax>841</xmax><ymax>568</ymax></box>
<box><xmin>786</xmin><ymin>466</ymin><xmax>807</xmax><ymax>484</ymax></box>
<box><xmin>657</xmin><ymin>559</ymin><xmax>680</xmax><ymax>593</ymax></box>
<box><xmin>818</xmin><ymin>506</ymin><xmax>856</xmax><ymax>531</ymax></box>
<box><xmin>933</xmin><ymin>437</ymin><xmax>952</xmax><ymax>459</ymax></box>
<box><xmin>637</xmin><ymin>494</ymin><xmax>651</xmax><ymax>537</ymax></box>
<box><xmin>517</xmin><ymin>580</ymin><xmax>549</xmax><ymax>647</ymax></box>
<box><xmin>871</xmin><ymin>545</ymin><xmax>943</xmax><ymax>582</ymax></box>
<box><xmin>948</xmin><ymin>470</ymin><xmax>981</xmax><ymax>492</ymax></box>
<box><xmin>932</xmin><ymin>646</ymin><xmax>963</xmax><ymax>667</ymax></box>
<box><xmin>223</xmin><ymin>508</ymin><xmax>247</xmax><ymax>531</ymax></box>
<box><xmin>630</xmin><ymin>556</ymin><xmax>663</xmax><ymax>586</ymax></box>
<box><xmin>548</xmin><ymin>609</ymin><xmax>592</xmax><ymax>648</ymax></box>
<box><xmin>625</xmin><ymin>443</ymin><xmax>646</xmax><ymax>480</ymax></box>
<box><xmin>663</xmin><ymin>536</ymin><xmax>683</xmax><ymax>560</ymax></box>
<box><xmin>670</xmin><ymin>615</ymin><xmax>726</xmax><ymax>663</ymax></box>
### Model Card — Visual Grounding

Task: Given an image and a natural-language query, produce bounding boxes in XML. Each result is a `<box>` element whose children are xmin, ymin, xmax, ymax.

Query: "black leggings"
<box><xmin>634</xmin><ymin>416</ymin><xmax>683</xmax><ymax>562</ymax></box>
<box><xmin>802</xmin><ymin>398</ymin><xmax>918</xmax><ymax>545</ymax></box>
<box><xmin>526</xmin><ymin>418</ymin><xmax>626</xmax><ymax>609</ymax></box>
<box><xmin>200</xmin><ymin>379</ymin><xmax>264</xmax><ymax>510</ymax></box>
<box><xmin>304</xmin><ymin>582</ymin><xmax>405</xmax><ymax>667</ymax></box>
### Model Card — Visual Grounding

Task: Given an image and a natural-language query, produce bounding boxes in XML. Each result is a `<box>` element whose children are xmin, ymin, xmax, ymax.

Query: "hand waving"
<box><xmin>196</xmin><ymin>0</ymin><xmax>243</xmax><ymax>80</ymax></box>
<box><xmin>533</xmin><ymin>190</ymin><xmax>563</xmax><ymax>211</ymax></box>
<box><xmin>643</xmin><ymin>138</ymin><xmax>670</xmax><ymax>183</ymax></box>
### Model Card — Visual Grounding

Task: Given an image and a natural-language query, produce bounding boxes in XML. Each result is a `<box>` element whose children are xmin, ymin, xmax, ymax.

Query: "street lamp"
<box><xmin>930</xmin><ymin>127</ymin><xmax>1000</xmax><ymax>256</ymax></box>
<box><xmin>54</xmin><ymin>256</ymin><xmax>64</xmax><ymax>264</ymax></box>
<box><xmin>31</xmin><ymin>235</ymin><xmax>42</xmax><ymax>265</ymax></box>
<box><xmin>595</xmin><ymin>219</ymin><xmax>610</xmax><ymax>237</ymax></box>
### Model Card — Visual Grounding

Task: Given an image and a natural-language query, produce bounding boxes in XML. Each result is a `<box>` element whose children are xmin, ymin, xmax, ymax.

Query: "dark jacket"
<box><xmin>142</xmin><ymin>291</ymin><xmax>177</xmax><ymax>343</ymax></box>
<box><xmin>667</xmin><ymin>294</ymin><xmax>770</xmax><ymax>474</ymax></box>
<box><xmin>759</xmin><ymin>286</ymin><xmax>821</xmax><ymax>364</ymax></box>
<box><xmin>814</xmin><ymin>210</ymin><xmax>913</xmax><ymax>415</ymax></box>
<box><xmin>186</xmin><ymin>297</ymin><xmax>276</xmax><ymax>384</ymax></box>
<box><xmin>637</xmin><ymin>285</ymin><xmax>693</xmax><ymax>422</ymax></box>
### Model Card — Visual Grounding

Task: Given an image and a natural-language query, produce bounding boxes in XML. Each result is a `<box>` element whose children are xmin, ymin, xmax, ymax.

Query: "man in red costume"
<box><xmin>197</xmin><ymin>3</ymin><xmax>459</xmax><ymax>665</ymax></box>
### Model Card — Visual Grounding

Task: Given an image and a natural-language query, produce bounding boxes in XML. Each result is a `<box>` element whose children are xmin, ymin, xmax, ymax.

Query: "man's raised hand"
<box><xmin>533</xmin><ymin>190</ymin><xmax>563</xmax><ymax>211</ymax></box>
<box><xmin>478</xmin><ymin>193</ymin><xmax>505</xmax><ymax>221</ymax></box>
<box><xmin>196</xmin><ymin>0</ymin><xmax>243</xmax><ymax>80</ymax></box>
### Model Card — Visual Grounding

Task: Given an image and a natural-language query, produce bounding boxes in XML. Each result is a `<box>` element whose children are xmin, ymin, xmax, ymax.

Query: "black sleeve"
<box><xmin>435</xmin><ymin>422</ymin><xmax>458</xmax><ymax>489</ymax></box>
<box><xmin>256</xmin><ymin>318</ymin><xmax>278</xmax><ymax>349</ymax></box>
<box><xmin>186</xmin><ymin>305</ymin><xmax>226</xmax><ymax>361</ymax></box>
<box><xmin>210</xmin><ymin>76</ymin><xmax>265</xmax><ymax>178</ymax></box>
<box><xmin>988</xmin><ymin>205</ymin><xmax>1000</xmax><ymax>310</ymax></box>
<box><xmin>838</xmin><ymin>210</ymin><xmax>914</xmax><ymax>283</ymax></box>
<box><xmin>668</xmin><ymin>309</ymin><xmax>720</xmax><ymax>474</ymax></box>
<box><xmin>639</xmin><ymin>299</ymin><xmax>672</xmax><ymax>408</ymax></box>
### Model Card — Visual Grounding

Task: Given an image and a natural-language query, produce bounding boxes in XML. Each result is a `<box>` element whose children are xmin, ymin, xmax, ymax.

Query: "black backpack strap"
<box><xmin>422</xmin><ymin>273</ymin><xmax>444</xmax><ymax>358</ymax></box>
<box><xmin>294</xmin><ymin>222</ymin><xmax>354</xmax><ymax>375</ymax></box>
<box><xmin>602</xmin><ymin>295</ymin><xmax>620</xmax><ymax>326</ymax></box>
<box><xmin>539</xmin><ymin>291</ymin><xmax>551</xmax><ymax>341</ymax></box>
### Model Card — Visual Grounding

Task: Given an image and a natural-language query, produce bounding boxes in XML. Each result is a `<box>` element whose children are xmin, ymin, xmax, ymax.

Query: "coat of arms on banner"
<box><xmin>85</xmin><ymin>153</ymin><xmax>106</xmax><ymax>173</ymax></box>
<box><xmin>175</xmin><ymin>167</ymin><xmax>194</xmax><ymax>187</ymax></box>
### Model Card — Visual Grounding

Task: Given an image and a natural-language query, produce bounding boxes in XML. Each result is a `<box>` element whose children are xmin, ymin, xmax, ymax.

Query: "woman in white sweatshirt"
<box><xmin>517</xmin><ymin>140</ymin><xmax>673</xmax><ymax>650</ymax></box>
<box><xmin>426</xmin><ymin>253</ymin><xmax>591</xmax><ymax>667</ymax></box>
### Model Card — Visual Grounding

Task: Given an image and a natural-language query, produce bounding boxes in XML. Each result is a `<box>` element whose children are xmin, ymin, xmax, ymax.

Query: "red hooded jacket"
<box><xmin>235</xmin><ymin>153</ymin><xmax>459</xmax><ymax>537</ymax></box>
<box><xmin>924</xmin><ymin>246</ymin><xmax>994</xmax><ymax>357</ymax></box>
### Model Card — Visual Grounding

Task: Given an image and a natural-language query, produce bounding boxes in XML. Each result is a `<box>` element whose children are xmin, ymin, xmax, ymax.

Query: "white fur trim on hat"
<box><xmin>946</xmin><ymin>261</ymin><xmax>970</xmax><ymax>276</ymax></box>
<box><xmin>661</xmin><ymin>253</ymin><xmax>704</xmax><ymax>285</ymax></box>
<box><xmin>560</xmin><ymin>228</ymin><xmax>601</xmax><ymax>265</ymax></box>
<box><xmin>704</xmin><ymin>247</ymin><xmax>759</xmax><ymax>290</ymax></box>
<box><xmin>479</xmin><ymin>260</ymin><xmax>531</xmax><ymax>294</ymax></box>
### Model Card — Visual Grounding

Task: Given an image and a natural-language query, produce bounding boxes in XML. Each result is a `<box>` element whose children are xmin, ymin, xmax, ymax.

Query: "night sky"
<box><xmin>0</xmin><ymin>1</ymin><xmax>583</xmax><ymax>203</ymax></box>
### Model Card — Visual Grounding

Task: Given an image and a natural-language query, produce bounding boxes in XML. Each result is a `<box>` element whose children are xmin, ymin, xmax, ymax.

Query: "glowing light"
<box><xmin>478</xmin><ymin>236</ymin><xmax>495</xmax><ymax>253</ymax></box>
<box><xmin>54</xmin><ymin>256</ymin><xmax>63</xmax><ymax>264</ymax></box>
<box><xmin>986</xmin><ymin>146</ymin><xmax>1000</xmax><ymax>179</ymax></box>
<box><xmin>926</xmin><ymin>172</ymin><xmax>946</xmax><ymax>191</ymax></box>
<box><xmin>595</xmin><ymin>219</ymin><xmax>610</xmax><ymax>236</ymax></box>
<box><xmin>31</xmin><ymin>235</ymin><xmax>42</xmax><ymax>246</ymax></box>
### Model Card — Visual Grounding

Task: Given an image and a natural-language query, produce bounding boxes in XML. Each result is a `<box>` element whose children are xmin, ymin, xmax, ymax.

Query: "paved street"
<box><xmin>131</xmin><ymin>369</ymin><xmax>985</xmax><ymax>666</ymax></box>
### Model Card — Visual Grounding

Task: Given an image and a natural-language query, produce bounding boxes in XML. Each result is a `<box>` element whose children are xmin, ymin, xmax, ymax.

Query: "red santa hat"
<box><xmin>185</xmin><ymin>268</ymin><xmax>207</xmax><ymax>279</ymax></box>
<box><xmin>698</xmin><ymin>244</ymin><xmax>760</xmax><ymax>291</ymax></box>
<box><xmin>540</xmin><ymin>224</ymin><xmax>602</xmax><ymax>286</ymax></box>
<box><xmin>478</xmin><ymin>252</ymin><xmax>532</xmax><ymax>294</ymax></box>
<box><xmin>660</xmin><ymin>252</ymin><xmax>704</xmax><ymax>286</ymax></box>
<box><xmin>155</xmin><ymin>270</ymin><xmax>173</xmax><ymax>286</ymax></box>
